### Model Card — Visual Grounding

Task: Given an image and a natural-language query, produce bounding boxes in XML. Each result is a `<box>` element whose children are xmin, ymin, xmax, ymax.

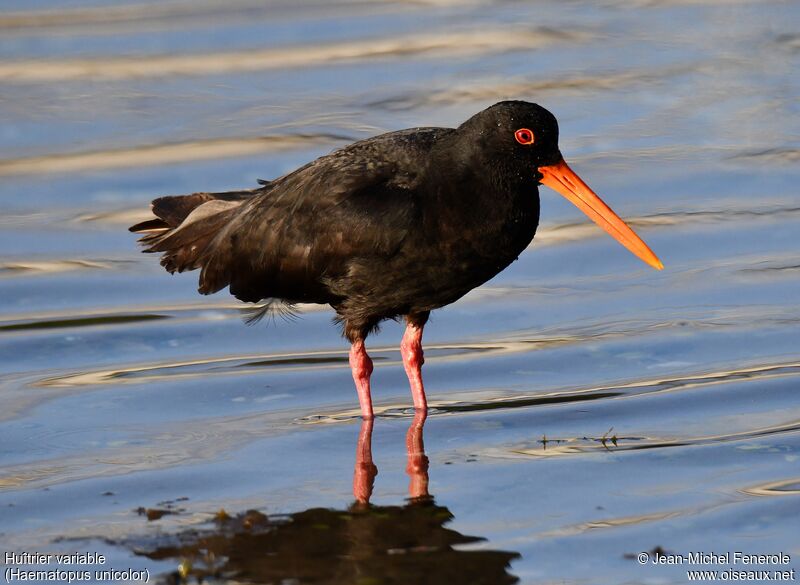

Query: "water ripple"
<box><xmin>742</xmin><ymin>477</ymin><xmax>800</xmax><ymax>497</ymax></box>
<box><xmin>0</xmin><ymin>133</ymin><xmax>347</xmax><ymax>177</ymax></box>
<box><xmin>0</xmin><ymin>303</ymin><xmax>242</xmax><ymax>335</ymax></box>
<box><xmin>0</xmin><ymin>258</ymin><xmax>136</xmax><ymax>278</ymax></box>
<box><xmin>496</xmin><ymin>418</ymin><xmax>800</xmax><ymax>460</ymax></box>
<box><xmin>32</xmin><ymin>344</ymin><xmax>503</xmax><ymax>388</ymax></box>
<box><xmin>0</xmin><ymin>0</ymin><xmax>472</xmax><ymax>32</ymax></box>
<box><xmin>298</xmin><ymin>358</ymin><xmax>800</xmax><ymax>422</ymax></box>
<box><xmin>0</xmin><ymin>314</ymin><xmax>167</xmax><ymax>333</ymax></box>
<box><xmin>367</xmin><ymin>64</ymin><xmax>698</xmax><ymax>111</ymax></box>
<box><xmin>534</xmin><ymin>203</ymin><xmax>800</xmax><ymax>247</ymax></box>
<box><xmin>729</xmin><ymin>147</ymin><xmax>800</xmax><ymax>165</ymax></box>
<box><xmin>0</xmin><ymin>27</ymin><xmax>586</xmax><ymax>84</ymax></box>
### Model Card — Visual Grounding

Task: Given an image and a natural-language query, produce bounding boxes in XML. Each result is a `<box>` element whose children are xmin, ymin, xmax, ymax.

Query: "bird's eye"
<box><xmin>514</xmin><ymin>128</ymin><xmax>535</xmax><ymax>145</ymax></box>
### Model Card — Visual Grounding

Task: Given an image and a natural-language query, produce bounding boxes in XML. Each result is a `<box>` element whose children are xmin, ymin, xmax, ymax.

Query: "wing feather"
<box><xmin>199</xmin><ymin>128</ymin><xmax>448</xmax><ymax>303</ymax></box>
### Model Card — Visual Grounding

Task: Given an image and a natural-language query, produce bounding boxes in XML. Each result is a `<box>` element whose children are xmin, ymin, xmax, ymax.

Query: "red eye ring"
<box><xmin>514</xmin><ymin>128</ymin><xmax>535</xmax><ymax>145</ymax></box>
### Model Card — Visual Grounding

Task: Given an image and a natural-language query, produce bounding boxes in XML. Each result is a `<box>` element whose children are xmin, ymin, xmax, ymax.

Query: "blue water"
<box><xmin>1</xmin><ymin>1</ymin><xmax>799</xmax><ymax>583</ymax></box>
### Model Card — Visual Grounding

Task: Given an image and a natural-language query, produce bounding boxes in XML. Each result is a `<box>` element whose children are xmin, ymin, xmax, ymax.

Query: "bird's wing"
<box><xmin>198</xmin><ymin>128</ymin><xmax>450</xmax><ymax>303</ymax></box>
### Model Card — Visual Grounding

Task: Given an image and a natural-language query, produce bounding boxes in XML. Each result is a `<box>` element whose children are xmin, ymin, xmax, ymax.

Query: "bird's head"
<box><xmin>461</xmin><ymin>101</ymin><xmax>663</xmax><ymax>271</ymax></box>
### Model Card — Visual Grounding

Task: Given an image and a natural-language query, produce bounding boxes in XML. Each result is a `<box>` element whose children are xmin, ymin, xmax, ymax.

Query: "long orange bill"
<box><xmin>538</xmin><ymin>159</ymin><xmax>663</xmax><ymax>270</ymax></box>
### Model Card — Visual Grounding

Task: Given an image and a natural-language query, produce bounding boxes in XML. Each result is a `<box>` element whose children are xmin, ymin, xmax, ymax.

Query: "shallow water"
<box><xmin>1</xmin><ymin>1</ymin><xmax>799</xmax><ymax>583</ymax></box>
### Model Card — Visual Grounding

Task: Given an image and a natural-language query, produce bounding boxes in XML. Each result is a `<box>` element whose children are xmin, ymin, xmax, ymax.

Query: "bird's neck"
<box><xmin>429</xmin><ymin>133</ymin><xmax>535</xmax><ymax>212</ymax></box>
<box><xmin>422</xmin><ymin>135</ymin><xmax>540</xmax><ymax>262</ymax></box>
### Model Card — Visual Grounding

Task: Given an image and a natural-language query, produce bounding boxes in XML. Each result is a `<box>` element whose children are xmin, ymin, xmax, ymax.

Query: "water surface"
<box><xmin>1</xmin><ymin>1</ymin><xmax>799</xmax><ymax>583</ymax></box>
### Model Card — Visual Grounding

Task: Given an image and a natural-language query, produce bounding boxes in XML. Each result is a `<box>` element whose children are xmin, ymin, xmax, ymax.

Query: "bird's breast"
<box><xmin>414</xmin><ymin>186</ymin><xmax>539</xmax><ymax>288</ymax></box>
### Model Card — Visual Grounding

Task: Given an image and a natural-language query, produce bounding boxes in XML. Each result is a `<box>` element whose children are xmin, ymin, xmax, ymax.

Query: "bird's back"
<box><xmin>132</xmin><ymin>128</ymin><xmax>453</xmax><ymax>310</ymax></box>
<box><xmin>132</xmin><ymin>122</ymin><xmax>540</xmax><ymax>335</ymax></box>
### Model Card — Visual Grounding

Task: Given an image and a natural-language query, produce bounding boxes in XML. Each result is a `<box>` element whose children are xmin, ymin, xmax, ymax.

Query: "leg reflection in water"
<box><xmin>353</xmin><ymin>416</ymin><xmax>378</xmax><ymax>505</ymax></box>
<box><xmin>406</xmin><ymin>410</ymin><xmax>430</xmax><ymax>501</ymax></box>
<box><xmin>123</xmin><ymin>415</ymin><xmax>520</xmax><ymax>585</ymax></box>
<box><xmin>353</xmin><ymin>411</ymin><xmax>429</xmax><ymax>506</ymax></box>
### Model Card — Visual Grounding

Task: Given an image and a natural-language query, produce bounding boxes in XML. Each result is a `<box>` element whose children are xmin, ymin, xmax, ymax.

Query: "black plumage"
<box><xmin>131</xmin><ymin>101</ymin><xmax>661</xmax><ymax>417</ymax></box>
<box><xmin>132</xmin><ymin>101</ymin><xmax>559</xmax><ymax>340</ymax></box>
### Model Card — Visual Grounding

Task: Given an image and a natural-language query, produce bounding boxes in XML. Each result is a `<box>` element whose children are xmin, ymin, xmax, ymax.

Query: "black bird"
<box><xmin>130</xmin><ymin>101</ymin><xmax>662</xmax><ymax>419</ymax></box>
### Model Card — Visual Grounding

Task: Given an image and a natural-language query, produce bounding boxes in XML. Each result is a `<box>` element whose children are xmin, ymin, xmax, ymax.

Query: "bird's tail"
<box><xmin>129</xmin><ymin>190</ymin><xmax>254</xmax><ymax>279</ymax></box>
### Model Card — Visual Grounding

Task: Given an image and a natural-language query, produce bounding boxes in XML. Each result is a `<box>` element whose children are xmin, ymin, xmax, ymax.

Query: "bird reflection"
<box><xmin>132</xmin><ymin>414</ymin><xmax>519</xmax><ymax>585</ymax></box>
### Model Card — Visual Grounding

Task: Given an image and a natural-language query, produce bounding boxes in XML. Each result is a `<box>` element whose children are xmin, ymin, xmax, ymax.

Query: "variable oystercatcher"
<box><xmin>131</xmin><ymin>101</ymin><xmax>662</xmax><ymax>418</ymax></box>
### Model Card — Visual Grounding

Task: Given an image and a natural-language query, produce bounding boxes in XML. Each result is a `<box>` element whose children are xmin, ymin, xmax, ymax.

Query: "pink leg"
<box><xmin>406</xmin><ymin>410</ymin><xmax>429</xmax><ymax>500</ymax></box>
<box><xmin>349</xmin><ymin>339</ymin><xmax>374</xmax><ymax>419</ymax></box>
<box><xmin>353</xmin><ymin>418</ymin><xmax>377</xmax><ymax>505</ymax></box>
<box><xmin>401</xmin><ymin>318</ymin><xmax>427</xmax><ymax>412</ymax></box>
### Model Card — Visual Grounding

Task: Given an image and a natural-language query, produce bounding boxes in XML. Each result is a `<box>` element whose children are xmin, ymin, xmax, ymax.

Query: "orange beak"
<box><xmin>538</xmin><ymin>159</ymin><xmax>663</xmax><ymax>270</ymax></box>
